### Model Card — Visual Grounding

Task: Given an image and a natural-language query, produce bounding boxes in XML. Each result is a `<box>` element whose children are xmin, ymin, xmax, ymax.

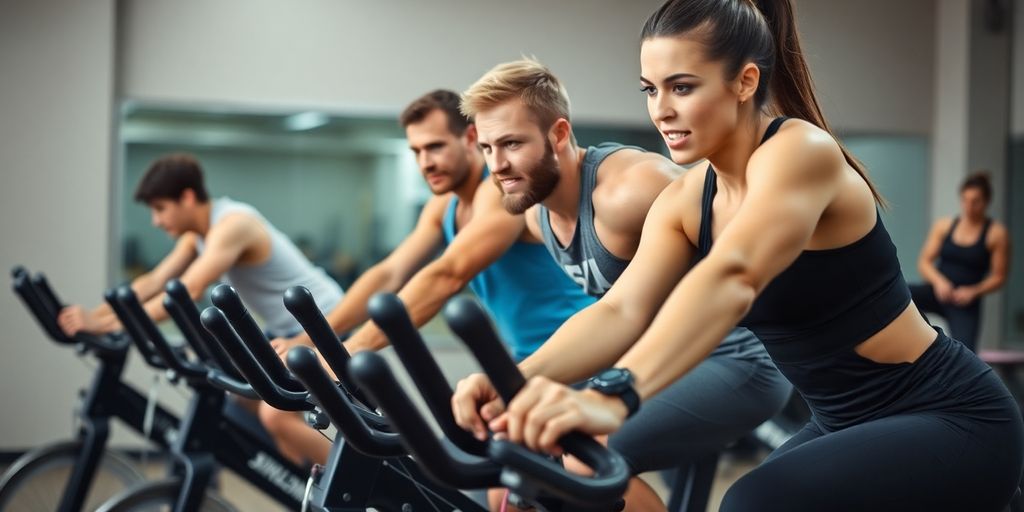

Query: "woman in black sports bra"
<box><xmin>463</xmin><ymin>0</ymin><xmax>1023</xmax><ymax>510</ymax></box>
<box><xmin>909</xmin><ymin>171</ymin><xmax>1010</xmax><ymax>352</ymax></box>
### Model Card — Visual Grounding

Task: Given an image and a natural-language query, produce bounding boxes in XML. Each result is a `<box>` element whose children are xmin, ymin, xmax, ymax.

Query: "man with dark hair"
<box><xmin>271</xmin><ymin>89</ymin><xmax>592</xmax><ymax>360</ymax></box>
<box><xmin>58</xmin><ymin>153</ymin><xmax>344</xmax><ymax>465</ymax></box>
<box><xmin>133</xmin><ymin>153</ymin><xmax>211</xmax><ymax>203</ymax></box>
<box><xmin>264</xmin><ymin>89</ymin><xmax>595</xmax><ymax>466</ymax></box>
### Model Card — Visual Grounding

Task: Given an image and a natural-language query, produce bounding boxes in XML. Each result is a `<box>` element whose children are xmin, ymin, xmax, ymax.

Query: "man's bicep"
<box><xmin>176</xmin><ymin>217</ymin><xmax>253</xmax><ymax>296</ymax></box>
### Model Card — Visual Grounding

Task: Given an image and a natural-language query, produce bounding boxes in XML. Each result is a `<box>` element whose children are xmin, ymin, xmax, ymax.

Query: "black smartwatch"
<box><xmin>586</xmin><ymin>367</ymin><xmax>640</xmax><ymax>418</ymax></box>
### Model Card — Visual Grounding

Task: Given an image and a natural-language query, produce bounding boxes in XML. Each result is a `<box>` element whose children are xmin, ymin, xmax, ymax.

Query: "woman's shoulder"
<box><xmin>748</xmin><ymin>118</ymin><xmax>846</xmax><ymax>187</ymax></box>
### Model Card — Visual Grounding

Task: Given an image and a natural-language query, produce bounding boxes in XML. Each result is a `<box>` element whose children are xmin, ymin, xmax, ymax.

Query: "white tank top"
<box><xmin>195</xmin><ymin>197</ymin><xmax>344</xmax><ymax>335</ymax></box>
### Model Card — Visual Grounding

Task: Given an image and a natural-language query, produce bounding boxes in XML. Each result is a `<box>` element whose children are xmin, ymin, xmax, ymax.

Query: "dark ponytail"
<box><xmin>642</xmin><ymin>0</ymin><xmax>885</xmax><ymax>205</ymax></box>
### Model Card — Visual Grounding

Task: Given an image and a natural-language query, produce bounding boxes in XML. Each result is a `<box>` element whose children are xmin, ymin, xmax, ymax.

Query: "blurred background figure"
<box><xmin>910</xmin><ymin>171</ymin><xmax>1010</xmax><ymax>352</ymax></box>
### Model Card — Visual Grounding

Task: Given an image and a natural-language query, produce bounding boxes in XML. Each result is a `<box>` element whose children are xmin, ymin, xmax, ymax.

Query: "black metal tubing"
<box><xmin>162</xmin><ymin>281</ymin><xmax>218</xmax><ymax>367</ymax></box>
<box><xmin>162</xmin><ymin>280</ymin><xmax>258</xmax><ymax>399</ymax></box>
<box><xmin>348</xmin><ymin>351</ymin><xmax>503</xmax><ymax>489</ymax></box>
<box><xmin>103</xmin><ymin>288</ymin><xmax>167</xmax><ymax>368</ymax></box>
<box><xmin>282</xmin><ymin>286</ymin><xmax>372</xmax><ymax>406</ymax></box>
<box><xmin>210</xmin><ymin>284</ymin><xmax>305</xmax><ymax>392</ymax></box>
<box><xmin>11</xmin><ymin>270</ymin><xmax>75</xmax><ymax>345</ymax></box>
<box><xmin>443</xmin><ymin>296</ymin><xmax>630</xmax><ymax>506</ymax></box>
<box><xmin>199</xmin><ymin>306</ymin><xmax>313</xmax><ymax>411</ymax></box>
<box><xmin>286</xmin><ymin>346</ymin><xmax>405</xmax><ymax>457</ymax></box>
<box><xmin>115</xmin><ymin>285</ymin><xmax>208</xmax><ymax>380</ymax></box>
<box><xmin>367</xmin><ymin>292</ymin><xmax>487</xmax><ymax>456</ymax></box>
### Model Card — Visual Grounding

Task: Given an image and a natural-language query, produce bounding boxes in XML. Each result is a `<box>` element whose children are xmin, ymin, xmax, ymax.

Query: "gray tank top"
<box><xmin>538</xmin><ymin>145</ymin><xmax>769</xmax><ymax>361</ymax></box>
<box><xmin>537</xmin><ymin>143</ymin><xmax>636</xmax><ymax>298</ymax></box>
<box><xmin>195</xmin><ymin>197</ymin><xmax>344</xmax><ymax>336</ymax></box>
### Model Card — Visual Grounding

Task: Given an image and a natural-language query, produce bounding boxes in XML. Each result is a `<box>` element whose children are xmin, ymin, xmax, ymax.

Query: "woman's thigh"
<box><xmin>609</xmin><ymin>354</ymin><xmax>791</xmax><ymax>473</ymax></box>
<box><xmin>721</xmin><ymin>412</ymin><xmax>1022</xmax><ymax>512</ymax></box>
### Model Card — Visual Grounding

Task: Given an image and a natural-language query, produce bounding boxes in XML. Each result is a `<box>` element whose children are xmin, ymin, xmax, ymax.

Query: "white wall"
<box><xmin>0</xmin><ymin>0</ymin><xmax>117</xmax><ymax>447</ymax></box>
<box><xmin>931</xmin><ymin>0</ymin><xmax>972</xmax><ymax>223</ymax></box>
<box><xmin>797</xmin><ymin>0</ymin><xmax>935</xmax><ymax>134</ymax></box>
<box><xmin>119</xmin><ymin>0</ymin><xmax>936</xmax><ymax>133</ymax></box>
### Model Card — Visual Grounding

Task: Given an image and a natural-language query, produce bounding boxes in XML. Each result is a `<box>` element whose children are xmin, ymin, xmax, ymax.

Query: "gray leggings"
<box><xmin>608</xmin><ymin>330</ymin><xmax>792</xmax><ymax>473</ymax></box>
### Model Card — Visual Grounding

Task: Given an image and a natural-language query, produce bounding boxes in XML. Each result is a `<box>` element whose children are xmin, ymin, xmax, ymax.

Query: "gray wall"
<box><xmin>1007</xmin><ymin>0</ymin><xmax>1024</xmax><ymax>341</ymax></box>
<box><xmin>1016</xmin><ymin>0</ymin><xmax>1024</xmax><ymax>136</ymax></box>
<box><xmin>118</xmin><ymin>0</ymin><xmax>937</xmax><ymax>133</ymax></box>
<box><xmin>0</xmin><ymin>1</ymin><xmax>118</xmax><ymax>447</ymax></box>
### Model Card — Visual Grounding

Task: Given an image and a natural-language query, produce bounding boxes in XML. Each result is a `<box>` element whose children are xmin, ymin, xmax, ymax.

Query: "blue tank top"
<box><xmin>443</xmin><ymin>178</ymin><xmax>596</xmax><ymax>360</ymax></box>
<box><xmin>937</xmin><ymin>217</ymin><xmax>992</xmax><ymax>286</ymax></box>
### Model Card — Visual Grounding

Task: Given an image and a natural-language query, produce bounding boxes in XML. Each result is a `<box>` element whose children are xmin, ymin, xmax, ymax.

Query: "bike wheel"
<box><xmin>0</xmin><ymin>441</ymin><xmax>145</xmax><ymax>511</ymax></box>
<box><xmin>96</xmin><ymin>478</ymin><xmax>236</xmax><ymax>512</ymax></box>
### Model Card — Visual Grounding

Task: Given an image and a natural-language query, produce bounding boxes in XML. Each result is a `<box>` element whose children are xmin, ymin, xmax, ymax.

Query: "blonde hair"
<box><xmin>461</xmin><ymin>58</ymin><xmax>574</xmax><ymax>138</ymax></box>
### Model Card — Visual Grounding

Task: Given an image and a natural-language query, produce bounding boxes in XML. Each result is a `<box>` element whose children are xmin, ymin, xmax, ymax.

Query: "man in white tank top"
<box><xmin>58</xmin><ymin>153</ymin><xmax>343</xmax><ymax>466</ymax></box>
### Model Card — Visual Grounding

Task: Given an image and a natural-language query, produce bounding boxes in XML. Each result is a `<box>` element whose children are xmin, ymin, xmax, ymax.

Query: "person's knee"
<box><xmin>719</xmin><ymin>468</ymin><xmax>778</xmax><ymax>512</ymax></box>
<box><xmin>258</xmin><ymin>402</ymin><xmax>295</xmax><ymax>435</ymax></box>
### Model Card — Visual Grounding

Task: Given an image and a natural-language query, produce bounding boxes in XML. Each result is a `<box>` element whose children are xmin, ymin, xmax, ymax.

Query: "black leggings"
<box><xmin>720</xmin><ymin>340</ymin><xmax>1023</xmax><ymax>512</ymax></box>
<box><xmin>909</xmin><ymin>283</ymin><xmax>981</xmax><ymax>351</ymax></box>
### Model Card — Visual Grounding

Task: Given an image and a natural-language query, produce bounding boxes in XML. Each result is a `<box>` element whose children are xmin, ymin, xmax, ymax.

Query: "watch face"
<box><xmin>593</xmin><ymin>368</ymin><xmax>632</xmax><ymax>391</ymax></box>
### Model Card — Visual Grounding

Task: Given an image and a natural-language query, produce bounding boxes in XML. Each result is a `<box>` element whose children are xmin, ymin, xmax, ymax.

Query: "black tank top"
<box><xmin>937</xmin><ymin>217</ymin><xmax>992</xmax><ymax>286</ymax></box>
<box><xmin>695</xmin><ymin>117</ymin><xmax>912</xmax><ymax>364</ymax></box>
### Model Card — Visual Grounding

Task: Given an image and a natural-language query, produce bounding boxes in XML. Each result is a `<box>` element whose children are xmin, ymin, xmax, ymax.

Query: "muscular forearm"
<box><xmin>518</xmin><ymin>301</ymin><xmax>648</xmax><ymax>384</ymax></box>
<box><xmin>327</xmin><ymin>265</ymin><xmax>404</xmax><ymax>335</ymax></box>
<box><xmin>92</xmin><ymin>307</ymin><xmax>123</xmax><ymax>332</ymax></box>
<box><xmin>129</xmin><ymin>273</ymin><xmax>167</xmax><ymax>303</ymax></box>
<box><xmin>344</xmin><ymin>263</ymin><xmax>465</xmax><ymax>353</ymax></box>
<box><xmin>918</xmin><ymin>260</ymin><xmax>948</xmax><ymax>288</ymax></box>
<box><xmin>142</xmin><ymin>294</ymin><xmax>170</xmax><ymax>325</ymax></box>
<box><xmin>617</xmin><ymin>262</ymin><xmax>754</xmax><ymax>401</ymax></box>
<box><xmin>970</xmin><ymin>274</ymin><xmax>1006</xmax><ymax>296</ymax></box>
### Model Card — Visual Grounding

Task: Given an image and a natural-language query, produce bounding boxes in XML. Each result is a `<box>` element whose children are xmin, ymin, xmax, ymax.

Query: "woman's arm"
<box><xmin>953</xmin><ymin>223</ymin><xmax>1010</xmax><ymax>305</ymax></box>
<box><xmin>519</xmin><ymin>179</ymin><xmax>695</xmax><ymax>383</ymax></box>
<box><xmin>917</xmin><ymin>219</ymin><xmax>954</xmax><ymax>301</ymax></box>
<box><xmin>501</xmin><ymin>123</ymin><xmax>848</xmax><ymax>454</ymax></box>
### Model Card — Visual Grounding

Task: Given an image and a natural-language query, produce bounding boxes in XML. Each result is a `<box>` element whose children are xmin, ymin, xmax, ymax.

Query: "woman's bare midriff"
<box><xmin>853</xmin><ymin>303</ymin><xmax>937</xmax><ymax>364</ymax></box>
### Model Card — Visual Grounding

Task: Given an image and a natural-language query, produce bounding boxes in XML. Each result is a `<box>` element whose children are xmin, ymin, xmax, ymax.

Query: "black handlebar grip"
<box><xmin>286</xmin><ymin>346</ymin><xmax>405</xmax><ymax>457</ymax></box>
<box><xmin>367</xmin><ymin>293</ymin><xmax>487</xmax><ymax>456</ymax></box>
<box><xmin>199</xmin><ymin>306</ymin><xmax>313</xmax><ymax>411</ymax></box>
<box><xmin>443</xmin><ymin>296</ymin><xmax>630</xmax><ymax>506</ymax></box>
<box><xmin>282</xmin><ymin>287</ymin><xmax>366</xmax><ymax>399</ymax></box>
<box><xmin>163</xmin><ymin>282</ymin><xmax>247</xmax><ymax>384</ymax></box>
<box><xmin>105</xmin><ymin>287</ymin><xmax>166</xmax><ymax>368</ymax></box>
<box><xmin>11</xmin><ymin>266</ymin><xmax>27</xmax><ymax>279</ymax></box>
<box><xmin>12</xmin><ymin>271</ymin><xmax>70</xmax><ymax>345</ymax></box>
<box><xmin>211</xmin><ymin>284</ymin><xmax>304</xmax><ymax>393</ymax></box>
<box><xmin>163</xmin><ymin>296</ymin><xmax>215</xmax><ymax>368</ymax></box>
<box><xmin>206</xmin><ymin>368</ymin><xmax>260</xmax><ymax>400</ymax></box>
<box><xmin>348</xmin><ymin>351</ymin><xmax>503</xmax><ymax>489</ymax></box>
<box><xmin>116</xmin><ymin>286</ymin><xmax>207</xmax><ymax>380</ymax></box>
<box><xmin>31</xmin><ymin>273</ymin><xmax>65</xmax><ymax>314</ymax></box>
<box><xmin>163</xmin><ymin>281</ymin><xmax>217</xmax><ymax>363</ymax></box>
<box><xmin>488</xmin><ymin>439</ymin><xmax>629</xmax><ymax>507</ymax></box>
<box><xmin>443</xmin><ymin>296</ymin><xmax>525</xmax><ymax>401</ymax></box>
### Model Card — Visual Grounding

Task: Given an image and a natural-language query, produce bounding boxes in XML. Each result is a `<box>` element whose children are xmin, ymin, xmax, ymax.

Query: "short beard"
<box><xmin>498</xmin><ymin>142</ymin><xmax>560</xmax><ymax>215</ymax></box>
<box><xmin>435</xmin><ymin>149</ymin><xmax>472</xmax><ymax>194</ymax></box>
